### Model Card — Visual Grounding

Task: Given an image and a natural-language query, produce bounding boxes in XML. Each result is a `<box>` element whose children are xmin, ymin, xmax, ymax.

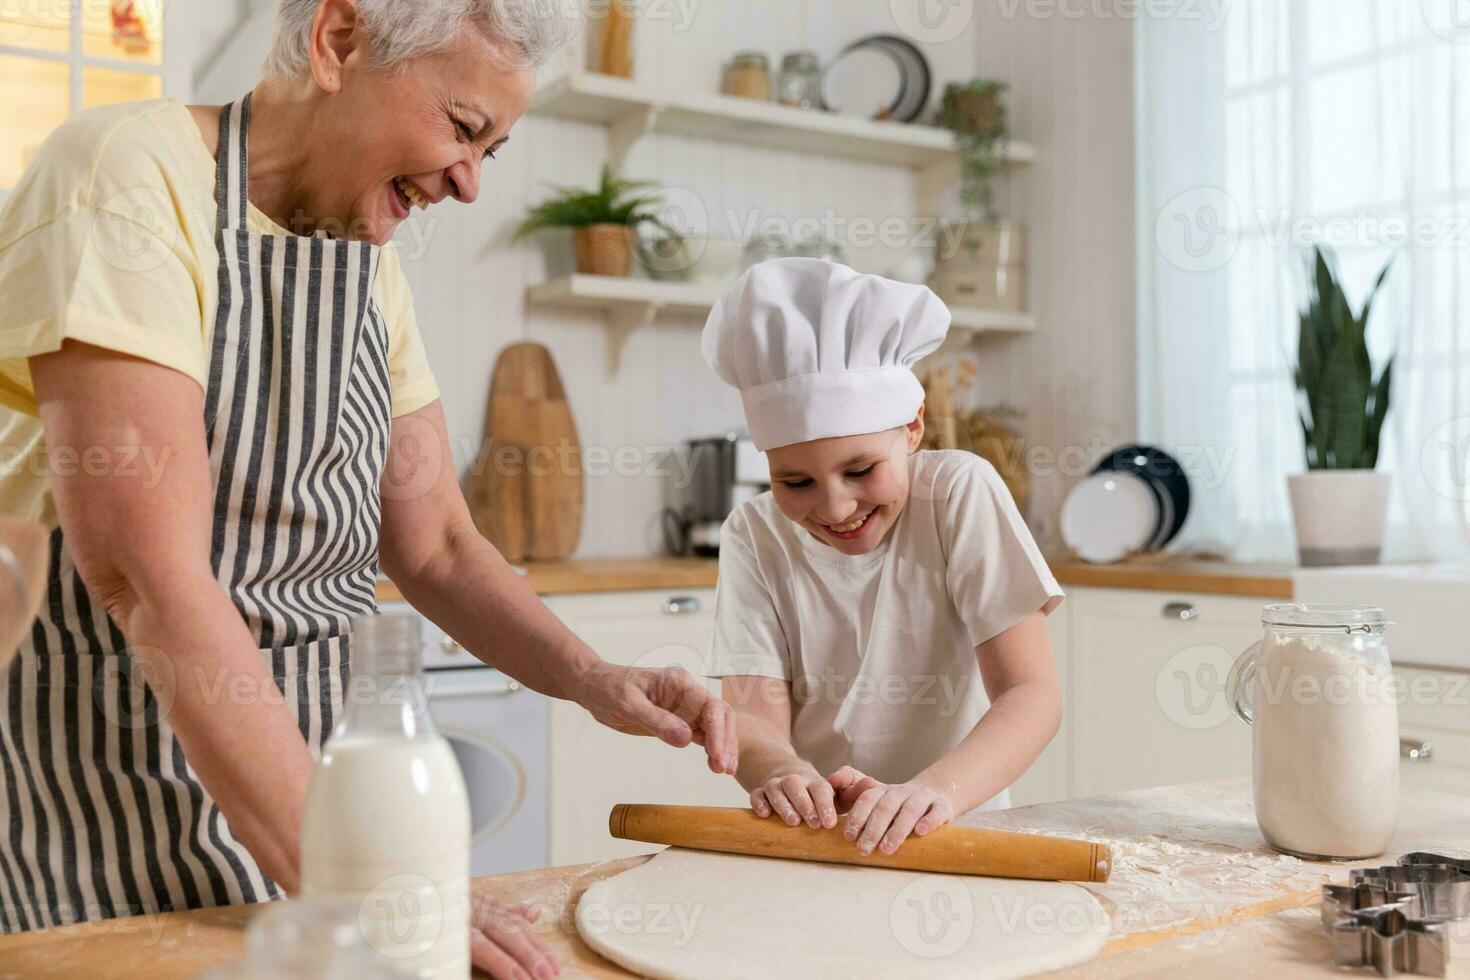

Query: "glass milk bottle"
<box><xmin>300</xmin><ymin>613</ymin><xmax>471</xmax><ymax>978</ymax></box>
<box><xmin>1227</xmin><ymin>604</ymin><xmax>1398</xmax><ymax>860</ymax></box>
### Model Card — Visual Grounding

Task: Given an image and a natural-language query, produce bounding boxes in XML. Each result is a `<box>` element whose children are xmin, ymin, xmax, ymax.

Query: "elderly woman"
<box><xmin>0</xmin><ymin>0</ymin><xmax>736</xmax><ymax>974</ymax></box>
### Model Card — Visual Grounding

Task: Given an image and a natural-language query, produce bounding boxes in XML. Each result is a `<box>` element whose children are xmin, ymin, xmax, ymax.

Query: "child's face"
<box><xmin>766</xmin><ymin>410</ymin><xmax>926</xmax><ymax>556</ymax></box>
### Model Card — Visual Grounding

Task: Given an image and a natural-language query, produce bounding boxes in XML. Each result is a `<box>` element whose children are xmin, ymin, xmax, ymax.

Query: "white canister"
<box><xmin>1226</xmin><ymin>604</ymin><xmax>1399</xmax><ymax>860</ymax></box>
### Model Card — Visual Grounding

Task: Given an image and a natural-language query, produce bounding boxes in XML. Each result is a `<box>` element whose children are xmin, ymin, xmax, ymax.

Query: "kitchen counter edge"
<box><xmin>375</xmin><ymin>556</ymin><xmax>1294</xmax><ymax>602</ymax></box>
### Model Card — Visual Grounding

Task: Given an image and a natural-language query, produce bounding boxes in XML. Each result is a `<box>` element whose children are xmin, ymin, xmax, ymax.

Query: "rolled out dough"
<box><xmin>575</xmin><ymin>848</ymin><xmax>1110</xmax><ymax>979</ymax></box>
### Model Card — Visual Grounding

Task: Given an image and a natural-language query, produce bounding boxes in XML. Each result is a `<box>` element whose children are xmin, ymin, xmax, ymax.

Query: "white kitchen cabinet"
<box><xmin>544</xmin><ymin>589</ymin><xmax>749</xmax><ymax>865</ymax></box>
<box><xmin>1067</xmin><ymin>587</ymin><xmax>1261</xmax><ymax>798</ymax></box>
<box><xmin>1395</xmin><ymin>664</ymin><xmax>1470</xmax><ymax>797</ymax></box>
<box><xmin>1008</xmin><ymin>604</ymin><xmax>1072</xmax><ymax>806</ymax></box>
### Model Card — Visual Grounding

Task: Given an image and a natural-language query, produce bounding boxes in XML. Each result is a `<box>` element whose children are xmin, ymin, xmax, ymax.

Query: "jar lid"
<box><xmin>782</xmin><ymin>51</ymin><xmax>820</xmax><ymax>70</ymax></box>
<box><xmin>1261</xmin><ymin>603</ymin><xmax>1386</xmax><ymax>631</ymax></box>
<box><xmin>732</xmin><ymin>51</ymin><xmax>770</xmax><ymax>67</ymax></box>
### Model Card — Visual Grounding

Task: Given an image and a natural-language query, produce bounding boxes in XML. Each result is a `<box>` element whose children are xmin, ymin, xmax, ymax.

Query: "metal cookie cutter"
<box><xmin>1321</xmin><ymin>852</ymin><xmax>1470</xmax><ymax>977</ymax></box>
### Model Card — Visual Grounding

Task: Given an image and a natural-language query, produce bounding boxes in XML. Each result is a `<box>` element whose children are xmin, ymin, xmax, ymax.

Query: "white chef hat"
<box><xmin>701</xmin><ymin>258</ymin><xmax>951</xmax><ymax>451</ymax></box>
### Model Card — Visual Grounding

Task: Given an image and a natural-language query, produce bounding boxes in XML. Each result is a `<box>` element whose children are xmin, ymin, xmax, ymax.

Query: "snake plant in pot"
<box><xmin>1287</xmin><ymin>246</ymin><xmax>1394</xmax><ymax>566</ymax></box>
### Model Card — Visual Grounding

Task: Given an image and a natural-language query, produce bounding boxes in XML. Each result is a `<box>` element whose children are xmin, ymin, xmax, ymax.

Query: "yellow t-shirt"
<box><xmin>0</xmin><ymin>98</ymin><xmax>440</xmax><ymax>527</ymax></box>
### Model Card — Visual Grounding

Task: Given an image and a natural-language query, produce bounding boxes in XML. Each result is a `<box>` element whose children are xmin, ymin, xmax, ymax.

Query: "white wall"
<box><xmin>950</xmin><ymin>5</ymin><xmax>1138</xmax><ymax>551</ymax></box>
<box><xmin>178</xmin><ymin>1</ymin><xmax>1138</xmax><ymax>558</ymax></box>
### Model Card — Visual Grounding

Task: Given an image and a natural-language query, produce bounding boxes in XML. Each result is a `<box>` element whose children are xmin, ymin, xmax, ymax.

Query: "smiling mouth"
<box><xmin>393</xmin><ymin>176</ymin><xmax>429</xmax><ymax>211</ymax></box>
<box><xmin>823</xmin><ymin>511</ymin><xmax>873</xmax><ymax>535</ymax></box>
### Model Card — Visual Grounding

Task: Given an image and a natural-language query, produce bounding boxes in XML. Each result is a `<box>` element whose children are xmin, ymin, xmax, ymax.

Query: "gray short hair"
<box><xmin>263</xmin><ymin>0</ymin><xmax>578</xmax><ymax>81</ymax></box>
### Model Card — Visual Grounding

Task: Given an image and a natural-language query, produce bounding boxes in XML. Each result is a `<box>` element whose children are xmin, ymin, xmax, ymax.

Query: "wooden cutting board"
<box><xmin>466</xmin><ymin>343</ymin><xmax>583</xmax><ymax>562</ymax></box>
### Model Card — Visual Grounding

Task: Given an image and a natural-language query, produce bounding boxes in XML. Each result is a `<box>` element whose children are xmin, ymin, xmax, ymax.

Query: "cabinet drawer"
<box><xmin>544</xmin><ymin>588</ymin><xmax>715</xmax><ymax>627</ymax></box>
<box><xmin>1395</xmin><ymin>666</ymin><xmax>1470</xmax><ymax>736</ymax></box>
<box><xmin>1399</xmin><ymin>728</ymin><xmax>1470</xmax><ymax>796</ymax></box>
<box><xmin>1068</xmin><ymin>588</ymin><xmax>1264</xmax><ymax>798</ymax></box>
<box><xmin>547</xmin><ymin>588</ymin><xmax>718</xmax><ymax>677</ymax></box>
<box><xmin>1395</xmin><ymin>664</ymin><xmax>1470</xmax><ymax>796</ymax></box>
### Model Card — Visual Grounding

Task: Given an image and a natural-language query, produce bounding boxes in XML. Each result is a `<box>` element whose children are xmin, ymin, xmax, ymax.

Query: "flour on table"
<box><xmin>952</xmin><ymin>782</ymin><xmax>1333</xmax><ymax>937</ymax></box>
<box><xmin>574</xmin><ymin>848</ymin><xmax>1109</xmax><ymax>980</ymax></box>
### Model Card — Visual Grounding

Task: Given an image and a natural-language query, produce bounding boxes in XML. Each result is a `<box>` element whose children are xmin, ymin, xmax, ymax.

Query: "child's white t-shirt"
<box><xmin>706</xmin><ymin>450</ymin><xmax>1063</xmax><ymax>810</ymax></box>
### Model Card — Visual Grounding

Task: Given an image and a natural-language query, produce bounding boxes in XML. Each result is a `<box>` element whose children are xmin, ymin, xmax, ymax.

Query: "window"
<box><xmin>0</xmin><ymin>0</ymin><xmax>165</xmax><ymax>189</ymax></box>
<box><xmin>1137</xmin><ymin>2</ymin><xmax>1468</xmax><ymax>561</ymax></box>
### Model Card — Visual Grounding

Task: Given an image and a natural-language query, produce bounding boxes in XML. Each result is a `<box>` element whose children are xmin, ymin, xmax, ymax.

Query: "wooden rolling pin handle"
<box><xmin>610</xmin><ymin>804</ymin><xmax>1112</xmax><ymax>883</ymax></box>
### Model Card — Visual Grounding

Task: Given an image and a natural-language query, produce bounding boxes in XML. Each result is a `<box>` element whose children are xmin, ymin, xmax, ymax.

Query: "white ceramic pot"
<box><xmin>1286</xmin><ymin>470</ymin><xmax>1390</xmax><ymax>566</ymax></box>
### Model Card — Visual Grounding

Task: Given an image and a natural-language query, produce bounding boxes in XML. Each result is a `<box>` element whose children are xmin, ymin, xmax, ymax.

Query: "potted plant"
<box><xmin>1287</xmin><ymin>246</ymin><xmax>1395</xmax><ymax>566</ymax></box>
<box><xmin>930</xmin><ymin>80</ymin><xmax>1026</xmax><ymax>312</ymax></box>
<box><xmin>936</xmin><ymin>79</ymin><xmax>1011</xmax><ymax>220</ymax></box>
<box><xmin>514</xmin><ymin>165</ymin><xmax>675</xmax><ymax>278</ymax></box>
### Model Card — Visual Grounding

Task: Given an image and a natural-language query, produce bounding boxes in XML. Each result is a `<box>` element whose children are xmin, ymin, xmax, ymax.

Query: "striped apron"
<box><xmin>0</xmin><ymin>95</ymin><xmax>394</xmax><ymax>932</ymax></box>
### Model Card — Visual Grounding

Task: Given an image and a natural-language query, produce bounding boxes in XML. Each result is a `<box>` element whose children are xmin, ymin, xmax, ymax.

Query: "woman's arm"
<box><xmin>30</xmin><ymin>341</ymin><xmax>316</xmax><ymax>891</ymax></box>
<box><xmin>722</xmin><ymin>675</ymin><xmax>840</xmax><ymax>829</ymax></box>
<box><xmin>840</xmin><ymin>610</ymin><xmax>1061</xmax><ymax>854</ymax></box>
<box><xmin>376</xmin><ymin>401</ymin><xmax>736</xmax><ymax>773</ymax></box>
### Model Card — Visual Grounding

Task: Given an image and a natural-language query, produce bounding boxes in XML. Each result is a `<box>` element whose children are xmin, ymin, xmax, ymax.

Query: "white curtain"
<box><xmin>1137</xmin><ymin>0</ymin><xmax>1470</xmax><ymax>562</ymax></box>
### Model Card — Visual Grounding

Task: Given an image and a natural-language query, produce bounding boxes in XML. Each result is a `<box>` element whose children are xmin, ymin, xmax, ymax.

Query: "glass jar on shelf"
<box><xmin>724</xmin><ymin>51</ymin><xmax>771</xmax><ymax>101</ymax></box>
<box><xmin>777</xmin><ymin>51</ymin><xmax>821</xmax><ymax>109</ymax></box>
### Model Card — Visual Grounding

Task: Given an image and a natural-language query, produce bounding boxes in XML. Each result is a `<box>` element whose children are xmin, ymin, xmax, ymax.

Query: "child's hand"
<box><xmin>839</xmin><ymin>777</ymin><xmax>956</xmax><ymax>856</ymax></box>
<box><xmin>750</xmin><ymin>772</ymin><xmax>839</xmax><ymax>829</ymax></box>
<box><xmin>826</xmin><ymin>766</ymin><xmax>880</xmax><ymax>812</ymax></box>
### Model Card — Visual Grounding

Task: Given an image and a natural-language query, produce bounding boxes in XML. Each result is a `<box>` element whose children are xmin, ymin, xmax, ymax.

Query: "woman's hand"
<box><xmin>575</xmin><ymin>662</ymin><xmax>738</xmax><ymax>775</ymax></box>
<box><xmin>836</xmin><ymin>773</ymin><xmax>956</xmax><ymax>856</ymax></box>
<box><xmin>750</xmin><ymin>771</ymin><xmax>838</xmax><ymax>829</ymax></box>
<box><xmin>469</xmin><ymin>892</ymin><xmax>559</xmax><ymax>979</ymax></box>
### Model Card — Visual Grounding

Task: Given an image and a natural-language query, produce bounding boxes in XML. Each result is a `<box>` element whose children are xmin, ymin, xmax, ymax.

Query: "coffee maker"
<box><xmin>663</xmin><ymin>433</ymin><xmax>768</xmax><ymax>556</ymax></box>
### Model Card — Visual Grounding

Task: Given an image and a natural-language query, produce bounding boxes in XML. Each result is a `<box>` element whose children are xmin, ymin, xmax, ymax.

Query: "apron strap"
<box><xmin>214</xmin><ymin>95</ymin><xmax>251</xmax><ymax>231</ymax></box>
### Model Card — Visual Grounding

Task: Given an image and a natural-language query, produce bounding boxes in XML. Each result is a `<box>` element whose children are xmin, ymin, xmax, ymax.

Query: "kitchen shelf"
<box><xmin>527</xmin><ymin>274</ymin><xmax>725</xmax><ymax>317</ymax></box>
<box><xmin>531</xmin><ymin>71</ymin><xmax>1037</xmax><ymax>171</ymax></box>
<box><xmin>526</xmin><ymin>274</ymin><xmax>1034</xmax><ymax>370</ymax></box>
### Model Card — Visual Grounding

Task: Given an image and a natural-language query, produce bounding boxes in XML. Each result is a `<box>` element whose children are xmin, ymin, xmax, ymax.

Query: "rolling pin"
<box><xmin>609</xmin><ymin>804</ymin><xmax>1111</xmax><ymax>882</ymax></box>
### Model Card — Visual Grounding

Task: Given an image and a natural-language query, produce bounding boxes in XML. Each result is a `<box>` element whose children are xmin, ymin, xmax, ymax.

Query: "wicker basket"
<box><xmin>573</xmin><ymin>224</ymin><xmax>636</xmax><ymax>277</ymax></box>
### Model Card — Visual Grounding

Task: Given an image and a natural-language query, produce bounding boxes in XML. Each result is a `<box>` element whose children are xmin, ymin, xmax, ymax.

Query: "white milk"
<box><xmin>300</xmin><ymin>614</ymin><xmax>471</xmax><ymax>979</ymax></box>
<box><xmin>1250</xmin><ymin>632</ymin><xmax>1399</xmax><ymax>859</ymax></box>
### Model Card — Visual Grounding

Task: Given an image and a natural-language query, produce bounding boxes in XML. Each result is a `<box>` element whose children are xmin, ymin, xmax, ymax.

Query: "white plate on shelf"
<box><xmin>820</xmin><ymin>43</ymin><xmax>904</xmax><ymax>120</ymax></box>
<box><xmin>1060</xmin><ymin>472</ymin><xmax>1160</xmax><ymax>564</ymax></box>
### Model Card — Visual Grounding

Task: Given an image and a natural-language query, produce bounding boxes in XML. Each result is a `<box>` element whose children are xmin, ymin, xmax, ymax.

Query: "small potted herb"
<box><xmin>1288</xmin><ymin>245</ymin><xmax>1395</xmax><ymax>566</ymax></box>
<box><xmin>514</xmin><ymin>165</ymin><xmax>676</xmax><ymax>278</ymax></box>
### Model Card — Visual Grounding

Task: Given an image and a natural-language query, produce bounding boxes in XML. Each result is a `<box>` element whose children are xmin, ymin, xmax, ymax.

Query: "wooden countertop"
<box><xmin>1048</xmin><ymin>558</ymin><xmax>1295</xmax><ymax>599</ymax></box>
<box><xmin>376</xmin><ymin>556</ymin><xmax>1293</xmax><ymax>602</ymax></box>
<box><xmin>375</xmin><ymin>557</ymin><xmax>720</xmax><ymax>603</ymax></box>
<box><xmin>6</xmin><ymin>780</ymin><xmax>1465</xmax><ymax>978</ymax></box>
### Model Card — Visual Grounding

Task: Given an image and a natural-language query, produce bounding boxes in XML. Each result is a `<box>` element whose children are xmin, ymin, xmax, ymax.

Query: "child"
<box><xmin>702</xmin><ymin>258</ymin><xmax>1063</xmax><ymax>857</ymax></box>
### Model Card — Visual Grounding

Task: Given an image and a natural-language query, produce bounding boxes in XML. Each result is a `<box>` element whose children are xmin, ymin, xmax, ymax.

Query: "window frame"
<box><xmin>0</xmin><ymin>0</ymin><xmax>183</xmax><ymax>196</ymax></box>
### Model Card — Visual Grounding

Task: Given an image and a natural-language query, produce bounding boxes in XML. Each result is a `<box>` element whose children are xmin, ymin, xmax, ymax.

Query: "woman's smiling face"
<box><xmin>300</xmin><ymin>11</ymin><xmax>537</xmax><ymax>244</ymax></box>
<box><xmin>766</xmin><ymin>410</ymin><xmax>926</xmax><ymax>556</ymax></box>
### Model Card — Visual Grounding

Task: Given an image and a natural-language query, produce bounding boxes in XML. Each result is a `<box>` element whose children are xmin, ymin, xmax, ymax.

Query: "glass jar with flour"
<box><xmin>1227</xmin><ymin>604</ymin><xmax>1398</xmax><ymax>860</ymax></box>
